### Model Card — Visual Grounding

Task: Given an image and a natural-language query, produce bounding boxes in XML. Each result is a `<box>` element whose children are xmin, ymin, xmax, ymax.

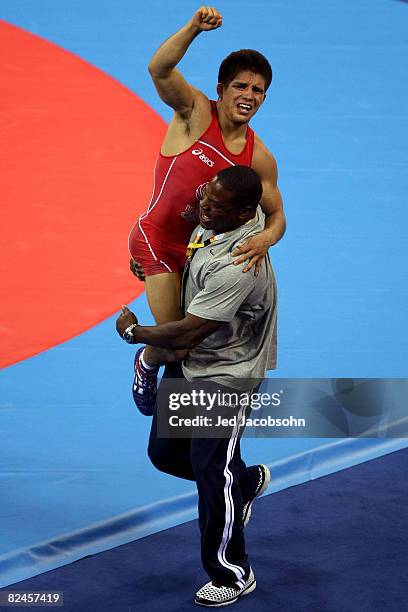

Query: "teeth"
<box><xmin>238</xmin><ymin>104</ymin><xmax>251</xmax><ymax>110</ymax></box>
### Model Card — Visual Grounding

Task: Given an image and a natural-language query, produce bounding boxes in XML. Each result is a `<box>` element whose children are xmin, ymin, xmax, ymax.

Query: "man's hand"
<box><xmin>116</xmin><ymin>305</ymin><xmax>138</xmax><ymax>338</ymax></box>
<box><xmin>130</xmin><ymin>258</ymin><xmax>146</xmax><ymax>282</ymax></box>
<box><xmin>190</xmin><ymin>6</ymin><xmax>222</xmax><ymax>32</ymax></box>
<box><xmin>232</xmin><ymin>232</ymin><xmax>272</xmax><ymax>275</ymax></box>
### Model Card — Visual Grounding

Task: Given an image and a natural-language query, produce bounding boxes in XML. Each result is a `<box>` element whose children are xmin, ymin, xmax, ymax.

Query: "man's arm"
<box><xmin>148</xmin><ymin>6</ymin><xmax>222</xmax><ymax>118</ymax></box>
<box><xmin>116</xmin><ymin>306</ymin><xmax>223</xmax><ymax>349</ymax></box>
<box><xmin>233</xmin><ymin>140</ymin><xmax>286</xmax><ymax>272</ymax></box>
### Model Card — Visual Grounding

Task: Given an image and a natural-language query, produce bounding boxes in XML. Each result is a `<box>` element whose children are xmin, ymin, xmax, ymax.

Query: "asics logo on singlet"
<box><xmin>191</xmin><ymin>148</ymin><xmax>214</xmax><ymax>167</ymax></box>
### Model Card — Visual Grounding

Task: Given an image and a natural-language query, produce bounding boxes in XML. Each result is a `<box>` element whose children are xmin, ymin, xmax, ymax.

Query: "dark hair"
<box><xmin>216</xmin><ymin>166</ymin><xmax>263</xmax><ymax>209</ymax></box>
<box><xmin>218</xmin><ymin>49</ymin><xmax>272</xmax><ymax>91</ymax></box>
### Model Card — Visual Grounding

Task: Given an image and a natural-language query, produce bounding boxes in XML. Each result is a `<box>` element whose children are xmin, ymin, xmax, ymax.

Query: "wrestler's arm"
<box><xmin>148</xmin><ymin>6</ymin><xmax>222</xmax><ymax>117</ymax></box>
<box><xmin>116</xmin><ymin>306</ymin><xmax>223</xmax><ymax>349</ymax></box>
<box><xmin>256</xmin><ymin>145</ymin><xmax>286</xmax><ymax>245</ymax></box>
<box><xmin>233</xmin><ymin>140</ymin><xmax>286</xmax><ymax>273</ymax></box>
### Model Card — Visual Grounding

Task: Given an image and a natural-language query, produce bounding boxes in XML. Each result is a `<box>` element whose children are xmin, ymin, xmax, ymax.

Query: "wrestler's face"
<box><xmin>199</xmin><ymin>178</ymin><xmax>253</xmax><ymax>233</ymax></box>
<box><xmin>217</xmin><ymin>71</ymin><xmax>266</xmax><ymax>124</ymax></box>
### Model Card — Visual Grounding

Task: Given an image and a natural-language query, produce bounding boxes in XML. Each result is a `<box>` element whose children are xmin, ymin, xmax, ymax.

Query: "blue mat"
<box><xmin>2</xmin><ymin>448</ymin><xmax>407</xmax><ymax>612</ymax></box>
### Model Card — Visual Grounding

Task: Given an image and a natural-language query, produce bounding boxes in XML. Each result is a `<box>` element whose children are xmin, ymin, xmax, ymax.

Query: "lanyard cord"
<box><xmin>181</xmin><ymin>229</ymin><xmax>225</xmax><ymax>312</ymax></box>
<box><xmin>186</xmin><ymin>230</ymin><xmax>225</xmax><ymax>259</ymax></box>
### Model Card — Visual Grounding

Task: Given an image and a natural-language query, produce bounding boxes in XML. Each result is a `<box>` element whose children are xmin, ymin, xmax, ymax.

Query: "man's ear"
<box><xmin>216</xmin><ymin>83</ymin><xmax>223</xmax><ymax>100</ymax></box>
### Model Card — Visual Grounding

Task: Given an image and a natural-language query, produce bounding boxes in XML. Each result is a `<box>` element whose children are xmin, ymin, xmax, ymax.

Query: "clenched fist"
<box><xmin>116</xmin><ymin>305</ymin><xmax>138</xmax><ymax>339</ymax></box>
<box><xmin>191</xmin><ymin>6</ymin><xmax>222</xmax><ymax>32</ymax></box>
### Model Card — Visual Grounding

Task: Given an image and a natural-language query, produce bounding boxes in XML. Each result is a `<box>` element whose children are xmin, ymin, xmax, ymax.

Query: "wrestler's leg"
<box><xmin>145</xmin><ymin>272</ymin><xmax>183</xmax><ymax>323</ymax></box>
<box><xmin>131</xmin><ymin>270</ymin><xmax>185</xmax><ymax>414</ymax></box>
<box><xmin>143</xmin><ymin>271</ymin><xmax>185</xmax><ymax>366</ymax></box>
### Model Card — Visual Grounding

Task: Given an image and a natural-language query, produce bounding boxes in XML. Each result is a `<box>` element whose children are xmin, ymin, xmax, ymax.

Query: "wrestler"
<box><xmin>128</xmin><ymin>6</ymin><xmax>285</xmax><ymax>411</ymax></box>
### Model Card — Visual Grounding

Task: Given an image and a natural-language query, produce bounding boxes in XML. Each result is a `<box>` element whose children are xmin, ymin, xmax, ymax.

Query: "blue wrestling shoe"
<box><xmin>132</xmin><ymin>347</ymin><xmax>159</xmax><ymax>416</ymax></box>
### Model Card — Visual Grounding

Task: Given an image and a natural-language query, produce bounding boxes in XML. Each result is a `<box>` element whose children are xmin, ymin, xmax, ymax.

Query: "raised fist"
<box><xmin>191</xmin><ymin>6</ymin><xmax>222</xmax><ymax>32</ymax></box>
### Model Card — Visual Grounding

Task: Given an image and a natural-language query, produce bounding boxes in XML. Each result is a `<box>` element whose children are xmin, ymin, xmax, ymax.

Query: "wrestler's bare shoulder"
<box><xmin>252</xmin><ymin>133</ymin><xmax>278</xmax><ymax>177</ymax></box>
<box><xmin>161</xmin><ymin>89</ymin><xmax>212</xmax><ymax>156</ymax></box>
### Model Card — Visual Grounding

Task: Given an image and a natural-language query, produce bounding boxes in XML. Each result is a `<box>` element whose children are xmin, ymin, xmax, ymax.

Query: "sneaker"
<box><xmin>132</xmin><ymin>347</ymin><xmax>159</xmax><ymax>416</ymax></box>
<box><xmin>243</xmin><ymin>464</ymin><xmax>271</xmax><ymax>527</ymax></box>
<box><xmin>195</xmin><ymin>568</ymin><xmax>256</xmax><ymax>607</ymax></box>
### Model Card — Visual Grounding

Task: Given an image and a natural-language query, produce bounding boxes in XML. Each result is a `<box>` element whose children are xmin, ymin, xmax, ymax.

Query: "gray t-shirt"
<box><xmin>182</xmin><ymin>207</ymin><xmax>277</xmax><ymax>390</ymax></box>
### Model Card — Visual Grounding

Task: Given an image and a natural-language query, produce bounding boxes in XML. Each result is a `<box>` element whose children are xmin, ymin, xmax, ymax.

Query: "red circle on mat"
<box><xmin>0</xmin><ymin>21</ymin><xmax>166</xmax><ymax>368</ymax></box>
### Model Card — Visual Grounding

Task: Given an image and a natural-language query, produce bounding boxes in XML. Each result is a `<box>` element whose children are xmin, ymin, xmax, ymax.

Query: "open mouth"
<box><xmin>199</xmin><ymin>210</ymin><xmax>212</xmax><ymax>225</ymax></box>
<box><xmin>237</xmin><ymin>103</ymin><xmax>252</xmax><ymax>114</ymax></box>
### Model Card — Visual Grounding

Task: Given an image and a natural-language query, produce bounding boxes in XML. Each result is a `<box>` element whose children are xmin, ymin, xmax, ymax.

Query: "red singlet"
<box><xmin>128</xmin><ymin>101</ymin><xmax>254</xmax><ymax>275</ymax></box>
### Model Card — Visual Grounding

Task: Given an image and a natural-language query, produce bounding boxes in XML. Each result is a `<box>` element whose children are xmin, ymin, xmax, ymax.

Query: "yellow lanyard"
<box><xmin>186</xmin><ymin>230</ymin><xmax>225</xmax><ymax>260</ymax></box>
<box><xmin>182</xmin><ymin>230</ymin><xmax>225</xmax><ymax>310</ymax></box>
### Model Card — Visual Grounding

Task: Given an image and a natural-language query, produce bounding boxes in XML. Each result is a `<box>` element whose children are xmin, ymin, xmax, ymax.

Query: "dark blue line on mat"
<box><xmin>2</xmin><ymin>449</ymin><xmax>407</xmax><ymax>612</ymax></box>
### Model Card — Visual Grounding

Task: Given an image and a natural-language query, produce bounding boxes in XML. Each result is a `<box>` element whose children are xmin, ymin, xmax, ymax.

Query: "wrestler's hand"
<box><xmin>232</xmin><ymin>232</ymin><xmax>271</xmax><ymax>275</ymax></box>
<box><xmin>130</xmin><ymin>258</ymin><xmax>146</xmax><ymax>282</ymax></box>
<box><xmin>191</xmin><ymin>6</ymin><xmax>222</xmax><ymax>32</ymax></box>
<box><xmin>116</xmin><ymin>305</ymin><xmax>138</xmax><ymax>338</ymax></box>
